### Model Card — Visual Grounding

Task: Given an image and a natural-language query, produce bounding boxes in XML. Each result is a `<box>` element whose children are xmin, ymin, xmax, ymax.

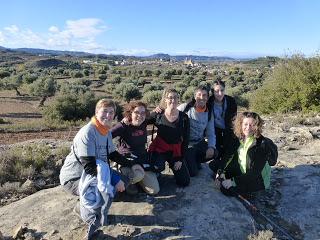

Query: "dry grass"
<box><xmin>247</xmin><ymin>230</ymin><xmax>277</xmax><ymax>240</ymax></box>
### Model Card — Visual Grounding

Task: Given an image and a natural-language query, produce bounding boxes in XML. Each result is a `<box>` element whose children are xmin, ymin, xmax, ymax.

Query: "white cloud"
<box><xmin>1</xmin><ymin>18</ymin><xmax>108</xmax><ymax>53</ymax></box>
<box><xmin>49</xmin><ymin>26</ymin><xmax>59</xmax><ymax>33</ymax></box>
<box><xmin>65</xmin><ymin>18</ymin><xmax>106</xmax><ymax>38</ymax></box>
<box><xmin>4</xmin><ymin>25</ymin><xmax>19</xmax><ymax>34</ymax></box>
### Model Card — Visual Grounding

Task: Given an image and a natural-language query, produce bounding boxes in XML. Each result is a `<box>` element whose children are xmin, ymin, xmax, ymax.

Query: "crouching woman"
<box><xmin>217</xmin><ymin>112</ymin><xmax>278</xmax><ymax>196</ymax></box>
<box><xmin>111</xmin><ymin>101</ymin><xmax>160</xmax><ymax>195</ymax></box>
<box><xmin>59</xmin><ymin>99</ymin><xmax>125</xmax><ymax>239</ymax></box>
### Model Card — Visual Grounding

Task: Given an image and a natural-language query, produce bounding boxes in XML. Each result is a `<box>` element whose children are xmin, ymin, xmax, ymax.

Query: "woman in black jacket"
<box><xmin>216</xmin><ymin>112</ymin><xmax>278</xmax><ymax>196</ymax></box>
<box><xmin>208</xmin><ymin>80</ymin><xmax>237</xmax><ymax>174</ymax></box>
<box><xmin>148</xmin><ymin>88</ymin><xmax>190</xmax><ymax>187</ymax></box>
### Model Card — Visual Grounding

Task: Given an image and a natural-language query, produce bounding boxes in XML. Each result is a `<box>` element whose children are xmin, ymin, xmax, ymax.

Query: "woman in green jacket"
<box><xmin>217</xmin><ymin>112</ymin><xmax>278</xmax><ymax>196</ymax></box>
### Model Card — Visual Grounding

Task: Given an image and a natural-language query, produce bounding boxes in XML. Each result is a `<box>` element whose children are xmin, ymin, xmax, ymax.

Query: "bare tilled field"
<box><xmin>0</xmin><ymin>129</ymin><xmax>77</xmax><ymax>145</ymax></box>
<box><xmin>0</xmin><ymin>91</ymin><xmax>78</xmax><ymax>144</ymax></box>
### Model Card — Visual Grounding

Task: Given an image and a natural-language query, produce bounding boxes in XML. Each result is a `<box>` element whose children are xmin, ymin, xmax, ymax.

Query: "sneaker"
<box><xmin>125</xmin><ymin>184</ymin><xmax>138</xmax><ymax>195</ymax></box>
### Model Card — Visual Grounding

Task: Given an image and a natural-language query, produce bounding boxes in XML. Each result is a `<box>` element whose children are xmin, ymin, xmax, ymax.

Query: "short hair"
<box><xmin>194</xmin><ymin>85</ymin><xmax>209</xmax><ymax>96</ymax></box>
<box><xmin>123</xmin><ymin>101</ymin><xmax>148</xmax><ymax>122</ymax></box>
<box><xmin>213</xmin><ymin>79</ymin><xmax>226</xmax><ymax>89</ymax></box>
<box><xmin>95</xmin><ymin>99</ymin><xmax>116</xmax><ymax>114</ymax></box>
<box><xmin>233</xmin><ymin>111</ymin><xmax>264</xmax><ymax>139</ymax></box>
<box><xmin>159</xmin><ymin>87</ymin><xmax>179</xmax><ymax>109</ymax></box>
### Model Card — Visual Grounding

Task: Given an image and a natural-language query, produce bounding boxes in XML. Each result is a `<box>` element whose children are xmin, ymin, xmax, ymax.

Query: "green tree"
<box><xmin>142</xmin><ymin>90</ymin><xmax>162</xmax><ymax>106</ymax></box>
<box><xmin>154</xmin><ymin>69</ymin><xmax>161</xmax><ymax>77</ymax></box>
<box><xmin>0</xmin><ymin>71</ymin><xmax>10</xmax><ymax>79</ymax></box>
<box><xmin>43</xmin><ymin>87</ymin><xmax>96</xmax><ymax>122</ymax></box>
<box><xmin>83</xmin><ymin>69</ymin><xmax>90</xmax><ymax>76</ymax></box>
<box><xmin>72</xmin><ymin>71</ymin><xmax>83</xmax><ymax>78</ymax></box>
<box><xmin>111</xmin><ymin>75</ymin><xmax>121</xmax><ymax>84</ymax></box>
<box><xmin>2</xmin><ymin>75</ymin><xmax>23</xmax><ymax>96</ymax></box>
<box><xmin>99</xmin><ymin>74</ymin><xmax>107</xmax><ymax>80</ymax></box>
<box><xmin>182</xmin><ymin>86</ymin><xmax>196</xmax><ymax>102</ymax></box>
<box><xmin>143</xmin><ymin>69</ymin><xmax>152</xmax><ymax>77</ymax></box>
<box><xmin>29</xmin><ymin>77</ymin><xmax>57</xmax><ymax>106</ymax></box>
<box><xmin>114</xmin><ymin>82</ymin><xmax>141</xmax><ymax>103</ymax></box>
<box><xmin>143</xmin><ymin>82</ymin><xmax>164</xmax><ymax>94</ymax></box>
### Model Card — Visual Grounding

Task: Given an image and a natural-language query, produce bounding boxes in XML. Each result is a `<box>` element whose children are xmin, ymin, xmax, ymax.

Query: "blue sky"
<box><xmin>0</xmin><ymin>0</ymin><xmax>319</xmax><ymax>57</ymax></box>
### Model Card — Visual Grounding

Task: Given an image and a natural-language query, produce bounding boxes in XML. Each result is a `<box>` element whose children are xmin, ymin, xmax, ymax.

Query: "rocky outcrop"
<box><xmin>1</xmin><ymin>115</ymin><xmax>320</xmax><ymax>240</ymax></box>
<box><xmin>0</xmin><ymin>167</ymin><xmax>254</xmax><ymax>240</ymax></box>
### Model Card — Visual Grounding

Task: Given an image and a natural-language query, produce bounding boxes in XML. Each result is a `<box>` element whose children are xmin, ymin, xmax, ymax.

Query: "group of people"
<box><xmin>59</xmin><ymin>80</ymin><xmax>278</xmax><ymax>239</ymax></box>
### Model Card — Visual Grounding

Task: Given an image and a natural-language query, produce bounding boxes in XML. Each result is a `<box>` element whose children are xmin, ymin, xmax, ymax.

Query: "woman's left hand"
<box><xmin>115</xmin><ymin>180</ymin><xmax>125</xmax><ymax>192</ymax></box>
<box><xmin>221</xmin><ymin>179</ymin><xmax>233</xmax><ymax>189</ymax></box>
<box><xmin>174</xmin><ymin>161</ymin><xmax>182</xmax><ymax>171</ymax></box>
<box><xmin>121</xmin><ymin>117</ymin><xmax>130</xmax><ymax>125</ymax></box>
<box><xmin>153</xmin><ymin>106</ymin><xmax>163</xmax><ymax>113</ymax></box>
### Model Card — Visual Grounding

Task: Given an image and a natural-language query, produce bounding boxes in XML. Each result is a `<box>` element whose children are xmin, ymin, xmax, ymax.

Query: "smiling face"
<box><xmin>131</xmin><ymin>106</ymin><xmax>146</xmax><ymax>126</ymax></box>
<box><xmin>194</xmin><ymin>89</ymin><xmax>208</xmax><ymax>108</ymax></box>
<box><xmin>242</xmin><ymin>117</ymin><xmax>255</xmax><ymax>138</ymax></box>
<box><xmin>95</xmin><ymin>106</ymin><xmax>115</xmax><ymax>127</ymax></box>
<box><xmin>165</xmin><ymin>92</ymin><xmax>179</xmax><ymax>109</ymax></box>
<box><xmin>213</xmin><ymin>84</ymin><xmax>225</xmax><ymax>102</ymax></box>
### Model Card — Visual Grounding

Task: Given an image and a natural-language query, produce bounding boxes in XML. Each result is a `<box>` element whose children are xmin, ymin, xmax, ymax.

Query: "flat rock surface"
<box><xmin>0</xmin><ymin>166</ymin><xmax>253</xmax><ymax>240</ymax></box>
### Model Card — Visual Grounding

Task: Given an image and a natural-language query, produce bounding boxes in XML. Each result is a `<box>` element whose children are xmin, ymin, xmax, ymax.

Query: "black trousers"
<box><xmin>209</xmin><ymin>127</ymin><xmax>238</xmax><ymax>173</ymax></box>
<box><xmin>151</xmin><ymin>152</ymin><xmax>190</xmax><ymax>187</ymax></box>
<box><xmin>221</xmin><ymin>156</ymin><xmax>265</xmax><ymax>196</ymax></box>
<box><xmin>185</xmin><ymin>140</ymin><xmax>210</xmax><ymax>177</ymax></box>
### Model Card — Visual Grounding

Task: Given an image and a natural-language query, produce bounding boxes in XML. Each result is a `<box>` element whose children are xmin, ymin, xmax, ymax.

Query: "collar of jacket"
<box><xmin>91</xmin><ymin>116</ymin><xmax>110</xmax><ymax>136</ymax></box>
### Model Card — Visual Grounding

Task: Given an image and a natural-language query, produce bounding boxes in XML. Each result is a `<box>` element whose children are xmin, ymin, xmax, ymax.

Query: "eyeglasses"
<box><xmin>166</xmin><ymin>96</ymin><xmax>179</xmax><ymax>101</ymax></box>
<box><xmin>133</xmin><ymin>111</ymin><xmax>146</xmax><ymax>115</ymax></box>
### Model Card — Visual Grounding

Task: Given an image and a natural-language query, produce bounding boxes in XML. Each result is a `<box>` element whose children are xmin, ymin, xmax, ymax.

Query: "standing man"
<box><xmin>208</xmin><ymin>80</ymin><xmax>237</xmax><ymax>175</ymax></box>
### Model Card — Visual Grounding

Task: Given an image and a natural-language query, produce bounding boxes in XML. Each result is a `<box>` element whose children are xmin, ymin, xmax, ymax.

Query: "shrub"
<box><xmin>111</xmin><ymin>75</ymin><xmax>121</xmax><ymax>84</ymax></box>
<box><xmin>251</xmin><ymin>55</ymin><xmax>320</xmax><ymax>113</ymax></box>
<box><xmin>143</xmin><ymin>82</ymin><xmax>163</xmax><ymax>93</ymax></box>
<box><xmin>182</xmin><ymin>86</ymin><xmax>196</xmax><ymax>102</ymax></box>
<box><xmin>173</xmin><ymin>82</ymin><xmax>187</xmax><ymax>96</ymax></box>
<box><xmin>0</xmin><ymin>118</ymin><xmax>7</xmax><ymax>124</ymax></box>
<box><xmin>0</xmin><ymin>70</ymin><xmax>10</xmax><ymax>79</ymax></box>
<box><xmin>43</xmin><ymin>85</ymin><xmax>96</xmax><ymax>122</ymax></box>
<box><xmin>72</xmin><ymin>71</ymin><xmax>84</xmax><ymax>78</ymax></box>
<box><xmin>142</xmin><ymin>90</ymin><xmax>163</xmax><ymax>106</ymax></box>
<box><xmin>98</xmin><ymin>74</ymin><xmax>107</xmax><ymax>80</ymax></box>
<box><xmin>113</xmin><ymin>82</ymin><xmax>141</xmax><ymax>103</ymax></box>
<box><xmin>228</xmin><ymin>87</ymin><xmax>249</xmax><ymax>108</ymax></box>
<box><xmin>0</xmin><ymin>143</ymin><xmax>51</xmax><ymax>184</ymax></box>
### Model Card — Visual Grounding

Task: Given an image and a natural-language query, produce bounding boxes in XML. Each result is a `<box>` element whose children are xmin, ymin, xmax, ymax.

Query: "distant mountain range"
<box><xmin>0</xmin><ymin>46</ymin><xmax>236</xmax><ymax>62</ymax></box>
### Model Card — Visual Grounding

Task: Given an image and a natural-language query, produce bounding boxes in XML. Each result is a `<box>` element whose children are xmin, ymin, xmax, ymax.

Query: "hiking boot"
<box><xmin>125</xmin><ymin>184</ymin><xmax>138</xmax><ymax>195</ymax></box>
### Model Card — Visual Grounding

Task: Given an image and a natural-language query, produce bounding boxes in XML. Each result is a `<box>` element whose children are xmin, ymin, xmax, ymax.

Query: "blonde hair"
<box><xmin>95</xmin><ymin>99</ymin><xmax>116</xmax><ymax>114</ymax></box>
<box><xmin>159</xmin><ymin>87</ymin><xmax>179</xmax><ymax>109</ymax></box>
<box><xmin>233</xmin><ymin>111</ymin><xmax>263</xmax><ymax>139</ymax></box>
